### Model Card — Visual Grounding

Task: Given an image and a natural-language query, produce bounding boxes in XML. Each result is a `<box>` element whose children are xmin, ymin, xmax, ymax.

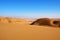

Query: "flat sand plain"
<box><xmin>0</xmin><ymin>18</ymin><xmax>60</xmax><ymax>40</ymax></box>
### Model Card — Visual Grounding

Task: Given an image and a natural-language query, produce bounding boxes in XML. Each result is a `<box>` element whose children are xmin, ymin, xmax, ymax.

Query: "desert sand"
<box><xmin>0</xmin><ymin>16</ymin><xmax>60</xmax><ymax>40</ymax></box>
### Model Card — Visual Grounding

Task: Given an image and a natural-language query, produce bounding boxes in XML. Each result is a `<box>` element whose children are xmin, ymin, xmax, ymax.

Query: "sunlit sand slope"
<box><xmin>0</xmin><ymin>23</ymin><xmax>60</xmax><ymax>40</ymax></box>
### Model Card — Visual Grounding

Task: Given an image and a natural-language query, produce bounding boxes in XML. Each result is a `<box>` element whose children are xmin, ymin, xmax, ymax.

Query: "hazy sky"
<box><xmin>0</xmin><ymin>0</ymin><xmax>60</xmax><ymax>18</ymax></box>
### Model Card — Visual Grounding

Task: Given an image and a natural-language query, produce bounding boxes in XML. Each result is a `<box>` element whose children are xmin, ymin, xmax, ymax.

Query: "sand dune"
<box><xmin>0</xmin><ymin>17</ymin><xmax>8</xmax><ymax>23</ymax></box>
<box><xmin>0</xmin><ymin>17</ymin><xmax>30</xmax><ymax>24</ymax></box>
<box><xmin>0</xmin><ymin>16</ymin><xmax>60</xmax><ymax>40</ymax></box>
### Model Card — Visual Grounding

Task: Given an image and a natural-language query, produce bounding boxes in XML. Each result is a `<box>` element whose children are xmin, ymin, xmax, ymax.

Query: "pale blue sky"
<box><xmin>0</xmin><ymin>0</ymin><xmax>60</xmax><ymax>18</ymax></box>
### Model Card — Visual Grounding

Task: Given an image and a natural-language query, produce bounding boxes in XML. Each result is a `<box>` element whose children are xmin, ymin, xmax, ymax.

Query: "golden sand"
<box><xmin>0</xmin><ymin>17</ymin><xmax>60</xmax><ymax>40</ymax></box>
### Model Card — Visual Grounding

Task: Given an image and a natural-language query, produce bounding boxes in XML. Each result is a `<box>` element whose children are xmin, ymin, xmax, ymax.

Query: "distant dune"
<box><xmin>0</xmin><ymin>16</ymin><xmax>8</xmax><ymax>23</ymax></box>
<box><xmin>0</xmin><ymin>16</ymin><xmax>60</xmax><ymax>40</ymax></box>
<box><xmin>0</xmin><ymin>16</ymin><xmax>31</xmax><ymax>24</ymax></box>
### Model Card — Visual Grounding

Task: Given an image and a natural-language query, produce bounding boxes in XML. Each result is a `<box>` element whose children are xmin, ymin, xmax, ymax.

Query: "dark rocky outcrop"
<box><xmin>30</xmin><ymin>18</ymin><xmax>60</xmax><ymax>27</ymax></box>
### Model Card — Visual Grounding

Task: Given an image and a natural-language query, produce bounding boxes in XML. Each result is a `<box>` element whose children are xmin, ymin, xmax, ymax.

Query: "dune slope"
<box><xmin>0</xmin><ymin>22</ymin><xmax>60</xmax><ymax>40</ymax></box>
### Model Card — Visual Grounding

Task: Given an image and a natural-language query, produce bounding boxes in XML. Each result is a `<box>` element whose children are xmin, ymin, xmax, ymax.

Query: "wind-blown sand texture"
<box><xmin>0</xmin><ymin>16</ymin><xmax>60</xmax><ymax>40</ymax></box>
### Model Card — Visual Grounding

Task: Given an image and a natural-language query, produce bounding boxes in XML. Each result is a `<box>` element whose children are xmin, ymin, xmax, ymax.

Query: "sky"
<box><xmin>0</xmin><ymin>0</ymin><xmax>60</xmax><ymax>18</ymax></box>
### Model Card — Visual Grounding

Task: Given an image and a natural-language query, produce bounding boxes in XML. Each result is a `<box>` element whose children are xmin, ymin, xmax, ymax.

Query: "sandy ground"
<box><xmin>0</xmin><ymin>19</ymin><xmax>60</xmax><ymax>40</ymax></box>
